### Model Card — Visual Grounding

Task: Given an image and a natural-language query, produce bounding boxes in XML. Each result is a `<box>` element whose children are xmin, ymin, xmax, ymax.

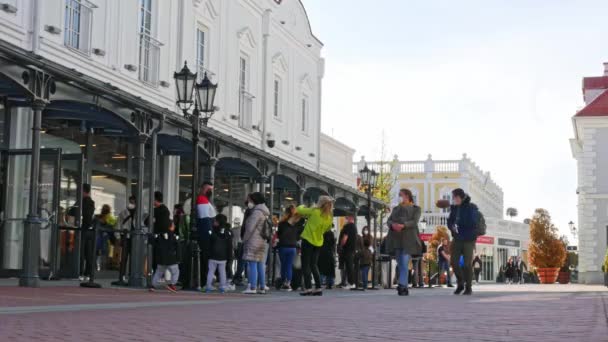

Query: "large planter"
<box><xmin>557</xmin><ymin>271</ymin><xmax>570</xmax><ymax>284</ymax></box>
<box><xmin>537</xmin><ymin>268</ymin><xmax>559</xmax><ymax>284</ymax></box>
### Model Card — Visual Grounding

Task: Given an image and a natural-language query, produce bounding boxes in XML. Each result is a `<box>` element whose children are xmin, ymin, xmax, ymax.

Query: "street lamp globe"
<box><xmin>359</xmin><ymin>164</ymin><xmax>371</xmax><ymax>188</ymax></box>
<box><xmin>195</xmin><ymin>72</ymin><xmax>218</xmax><ymax>126</ymax></box>
<box><xmin>173</xmin><ymin>61</ymin><xmax>197</xmax><ymax>112</ymax></box>
<box><xmin>568</xmin><ymin>221</ymin><xmax>575</xmax><ymax>232</ymax></box>
<box><xmin>369</xmin><ymin>169</ymin><xmax>379</xmax><ymax>190</ymax></box>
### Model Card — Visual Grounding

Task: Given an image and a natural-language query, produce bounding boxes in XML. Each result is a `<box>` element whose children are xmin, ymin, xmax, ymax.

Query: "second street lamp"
<box><xmin>359</xmin><ymin>164</ymin><xmax>379</xmax><ymax>289</ymax></box>
<box><xmin>174</xmin><ymin>62</ymin><xmax>218</xmax><ymax>290</ymax></box>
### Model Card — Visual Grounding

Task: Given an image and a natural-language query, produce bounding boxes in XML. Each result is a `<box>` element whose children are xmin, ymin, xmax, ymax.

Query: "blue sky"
<box><xmin>302</xmin><ymin>0</ymin><xmax>608</xmax><ymax>237</ymax></box>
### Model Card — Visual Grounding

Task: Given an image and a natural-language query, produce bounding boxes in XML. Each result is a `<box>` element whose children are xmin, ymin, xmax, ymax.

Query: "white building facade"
<box><xmin>0</xmin><ymin>0</ymin><xmax>323</xmax><ymax>170</ymax></box>
<box><xmin>570</xmin><ymin>63</ymin><xmax>608</xmax><ymax>284</ymax></box>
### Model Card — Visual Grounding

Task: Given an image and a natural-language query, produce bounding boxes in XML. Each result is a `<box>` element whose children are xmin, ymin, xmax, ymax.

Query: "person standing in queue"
<box><xmin>79</xmin><ymin>183</ymin><xmax>96</xmax><ymax>281</ymax></box>
<box><xmin>386</xmin><ymin>189</ymin><xmax>422</xmax><ymax>296</ymax></box>
<box><xmin>277</xmin><ymin>205</ymin><xmax>300</xmax><ymax>291</ymax></box>
<box><xmin>297</xmin><ymin>196</ymin><xmax>334</xmax><ymax>296</ymax></box>
<box><xmin>241</xmin><ymin>193</ymin><xmax>270</xmax><ymax>294</ymax></box>
<box><xmin>319</xmin><ymin>228</ymin><xmax>337</xmax><ymax>289</ymax></box>
<box><xmin>339</xmin><ymin>213</ymin><xmax>358</xmax><ymax>290</ymax></box>
<box><xmin>146</xmin><ymin>191</ymin><xmax>172</xmax><ymax>275</ymax></box>
<box><xmin>116</xmin><ymin>196</ymin><xmax>136</xmax><ymax>284</ymax></box>
<box><xmin>437</xmin><ymin>238</ymin><xmax>453</xmax><ymax>288</ymax></box>
<box><xmin>196</xmin><ymin>182</ymin><xmax>216</xmax><ymax>286</ymax></box>
<box><xmin>473</xmin><ymin>253</ymin><xmax>482</xmax><ymax>284</ymax></box>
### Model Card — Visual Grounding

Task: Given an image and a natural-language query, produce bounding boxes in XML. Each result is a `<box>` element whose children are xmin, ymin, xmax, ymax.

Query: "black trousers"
<box><xmin>80</xmin><ymin>230</ymin><xmax>95</xmax><ymax>277</ymax></box>
<box><xmin>343</xmin><ymin>252</ymin><xmax>356</xmax><ymax>285</ymax></box>
<box><xmin>118</xmin><ymin>237</ymin><xmax>131</xmax><ymax>281</ymax></box>
<box><xmin>301</xmin><ymin>240</ymin><xmax>321</xmax><ymax>290</ymax></box>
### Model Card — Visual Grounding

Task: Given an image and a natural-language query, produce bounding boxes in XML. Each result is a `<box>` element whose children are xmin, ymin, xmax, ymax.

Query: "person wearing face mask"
<box><xmin>114</xmin><ymin>196</ymin><xmax>136</xmax><ymax>285</ymax></box>
<box><xmin>242</xmin><ymin>193</ymin><xmax>271</xmax><ymax>294</ymax></box>
<box><xmin>196</xmin><ymin>181</ymin><xmax>217</xmax><ymax>287</ymax></box>
<box><xmin>386</xmin><ymin>189</ymin><xmax>422</xmax><ymax>296</ymax></box>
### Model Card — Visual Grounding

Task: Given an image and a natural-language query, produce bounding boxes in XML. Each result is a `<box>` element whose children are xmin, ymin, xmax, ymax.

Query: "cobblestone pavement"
<box><xmin>0</xmin><ymin>283</ymin><xmax>606</xmax><ymax>342</ymax></box>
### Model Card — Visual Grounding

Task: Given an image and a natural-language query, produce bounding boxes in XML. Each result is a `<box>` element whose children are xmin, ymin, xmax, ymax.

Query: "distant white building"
<box><xmin>319</xmin><ymin>133</ymin><xmax>356</xmax><ymax>187</ymax></box>
<box><xmin>570</xmin><ymin>63</ymin><xmax>608</xmax><ymax>284</ymax></box>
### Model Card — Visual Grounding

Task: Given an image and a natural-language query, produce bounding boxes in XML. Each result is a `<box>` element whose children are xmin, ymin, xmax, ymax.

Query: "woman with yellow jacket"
<box><xmin>296</xmin><ymin>195</ymin><xmax>334</xmax><ymax>296</ymax></box>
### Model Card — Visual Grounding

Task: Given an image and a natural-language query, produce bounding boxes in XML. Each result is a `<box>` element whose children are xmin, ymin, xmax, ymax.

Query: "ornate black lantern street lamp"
<box><xmin>174</xmin><ymin>62</ymin><xmax>218</xmax><ymax>289</ymax></box>
<box><xmin>359</xmin><ymin>164</ymin><xmax>379</xmax><ymax>288</ymax></box>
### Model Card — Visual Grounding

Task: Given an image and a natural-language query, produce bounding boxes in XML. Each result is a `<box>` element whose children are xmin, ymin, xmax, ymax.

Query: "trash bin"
<box><xmin>379</xmin><ymin>254</ymin><xmax>392</xmax><ymax>288</ymax></box>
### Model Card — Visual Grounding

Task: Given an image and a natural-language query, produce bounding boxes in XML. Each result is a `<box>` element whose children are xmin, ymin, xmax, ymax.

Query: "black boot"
<box><xmin>463</xmin><ymin>287</ymin><xmax>473</xmax><ymax>295</ymax></box>
<box><xmin>397</xmin><ymin>285</ymin><xmax>409</xmax><ymax>296</ymax></box>
<box><xmin>454</xmin><ymin>285</ymin><xmax>465</xmax><ymax>295</ymax></box>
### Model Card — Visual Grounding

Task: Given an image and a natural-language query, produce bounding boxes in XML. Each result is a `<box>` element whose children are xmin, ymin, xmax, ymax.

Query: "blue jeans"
<box><xmin>395</xmin><ymin>249</ymin><xmax>411</xmax><ymax>287</ymax></box>
<box><xmin>361</xmin><ymin>266</ymin><xmax>370</xmax><ymax>289</ymax></box>
<box><xmin>439</xmin><ymin>260</ymin><xmax>452</xmax><ymax>286</ymax></box>
<box><xmin>247</xmin><ymin>260</ymin><xmax>266</xmax><ymax>290</ymax></box>
<box><xmin>278</xmin><ymin>247</ymin><xmax>296</xmax><ymax>283</ymax></box>
<box><xmin>320</xmin><ymin>275</ymin><xmax>335</xmax><ymax>286</ymax></box>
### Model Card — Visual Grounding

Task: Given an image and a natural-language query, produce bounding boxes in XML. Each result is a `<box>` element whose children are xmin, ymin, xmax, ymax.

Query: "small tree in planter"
<box><xmin>528</xmin><ymin>209</ymin><xmax>567</xmax><ymax>284</ymax></box>
<box><xmin>426</xmin><ymin>226</ymin><xmax>450</xmax><ymax>284</ymax></box>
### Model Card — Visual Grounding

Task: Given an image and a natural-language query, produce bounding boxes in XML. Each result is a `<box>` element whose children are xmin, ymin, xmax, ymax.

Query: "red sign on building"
<box><xmin>476</xmin><ymin>236</ymin><xmax>495</xmax><ymax>244</ymax></box>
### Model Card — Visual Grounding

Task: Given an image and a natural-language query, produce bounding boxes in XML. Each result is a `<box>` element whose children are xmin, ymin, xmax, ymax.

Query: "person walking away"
<box><xmin>117</xmin><ymin>196</ymin><xmax>136</xmax><ymax>284</ymax></box>
<box><xmin>297</xmin><ymin>196</ymin><xmax>334</xmax><ymax>296</ymax></box>
<box><xmin>147</xmin><ymin>191</ymin><xmax>172</xmax><ymax>275</ymax></box>
<box><xmin>437</xmin><ymin>238</ymin><xmax>453</xmax><ymax>287</ymax></box>
<box><xmin>505</xmin><ymin>257</ymin><xmax>515</xmax><ymax>284</ymax></box>
<box><xmin>386</xmin><ymin>189</ymin><xmax>422</xmax><ymax>296</ymax></box>
<box><xmin>337</xmin><ymin>226</ymin><xmax>347</xmax><ymax>288</ymax></box>
<box><xmin>79</xmin><ymin>184</ymin><xmax>96</xmax><ymax>281</ymax></box>
<box><xmin>96</xmin><ymin>204</ymin><xmax>117</xmax><ymax>271</ymax></box>
<box><xmin>277</xmin><ymin>206</ymin><xmax>299</xmax><ymax>291</ymax></box>
<box><xmin>205</xmin><ymin>214</ymin><xmax>233</xmax><ymax>293</ymax></box>
<box><xmin>150</xmin><ymin>222</ymin><xmax>181</xmax><ymax>292</ymax></box>
<box><xmin>339</xmin><ymin>213</ymin><xmax>358</xmax><ymax>290</ymax></box>
<box><xmin>173</xmin><ymin>203</ymin><xmax>189</xmax><ymax>285</ymax></box>
<box><xmin>241</xmin><ymin>193</ymin><xmax>270</xmax><ymax>294</ymax></box>
<box><xmin>360</xmin><ymin>238</ymin><xmax>373</xmax><ymax>290</ymax></box>
<box><xmin>517</xmin><ymin>257</ymin><xmax>527</xmax><ymax>284</ymax></box>
<box><xmin>196</xmin><ymin>182</ymin><xmax>216</xmax><ymax>286</ymax></box>
<box><xmin>447</xmin><ymin>188</ymin><xmax>480</xmax><ymax>295</ymax></box>
<box><xmin>473</xmin><ymin>253</ymin><xmax>482</xmax><ymax>284</ymax></box>
<box><xmin>319</xmin><ymin>228</ymin><xmax>337</xmax><ymax>289</ymax></box>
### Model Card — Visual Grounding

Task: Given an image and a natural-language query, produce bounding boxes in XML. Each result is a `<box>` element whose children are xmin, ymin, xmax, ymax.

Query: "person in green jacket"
<box><xmin>297</xmin><ymin>195</ymin><xmax>334</xmax><ymax>296</ymax></box>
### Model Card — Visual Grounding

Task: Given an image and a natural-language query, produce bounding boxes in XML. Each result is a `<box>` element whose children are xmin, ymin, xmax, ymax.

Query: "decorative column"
<box><xmin>19</xmin><ymin>69</ymin><xmax>55</xmax><ymax>288</ymax></box>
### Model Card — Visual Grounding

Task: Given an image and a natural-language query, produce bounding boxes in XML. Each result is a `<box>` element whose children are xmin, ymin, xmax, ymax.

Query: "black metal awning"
<box><xmin>0</xmin><ymin>72</ymin><xmax>33</xmax><ymax>105</ymax></box>
<box><xmin>157</xmin><ymin>133</ymin><xmax>210</xmax><ymax>160</ymax></box>
<box><xmin>43</xmin><ymin>100</ymin><xmax>138</xmax><ymax>136</ymax></box>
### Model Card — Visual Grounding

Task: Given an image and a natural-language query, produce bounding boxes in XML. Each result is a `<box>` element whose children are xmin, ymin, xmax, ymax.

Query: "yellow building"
<box><xmin>355</xmin><ymin>154</ymin><xmax>504</xmax><ymax>222</ymax></box>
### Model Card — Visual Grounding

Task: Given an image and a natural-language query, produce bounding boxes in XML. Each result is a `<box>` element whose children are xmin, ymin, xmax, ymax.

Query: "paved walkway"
<box><xmin>0</xmin><ymin>282</ymin><xmax>606</xmax><ymax>341</ymax></box>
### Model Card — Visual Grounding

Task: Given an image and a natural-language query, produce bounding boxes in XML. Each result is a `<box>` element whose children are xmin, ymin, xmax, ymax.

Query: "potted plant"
<box><xmin>603</xmin><ymin>249</ymin><xmax>608</xmax><ymax>287</ymax></box>
<box><xmin>426</xmin><ymin>226</ymin><xmax>451</xmax><ymax>285</ymax></box>
<box><xmin>528</xmin><ymin>209</ymin><xmax>567</xmax><ymax>284</ymax></box>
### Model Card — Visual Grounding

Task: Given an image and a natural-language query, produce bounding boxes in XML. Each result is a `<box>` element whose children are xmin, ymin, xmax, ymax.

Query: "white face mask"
<box><xmin>247</xmin><ymin>202</ymin><xmax>254</xmax><ymax>209</ymax></box>
<box><xmin>398</xmin><ymin>196</ymin><xmax>405</xmax><ymax>204</ymax></box>
<box><xmin>127</xmin><ymin>203</ymin><xmax>135</xmax><ymax>210</ymax></box>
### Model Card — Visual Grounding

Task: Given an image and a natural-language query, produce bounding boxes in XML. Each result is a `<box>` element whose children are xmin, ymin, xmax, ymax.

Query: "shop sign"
<box><xmin>476</xmin><ymin>236</ymin><xmax>495</xmax><ymax>244</ymax></box>
<box><xmin>498</xmin><ymin>238</ymin><xmax>520</xmax><ymax>247</ymax></box>
<box><xmin>419</xmin><ymin>233</ymin><xmax>433</xmax><ymax>242</ymax></box>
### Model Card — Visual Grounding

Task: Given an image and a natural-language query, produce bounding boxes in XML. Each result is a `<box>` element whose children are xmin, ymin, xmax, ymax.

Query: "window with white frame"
<box><xmin>195</xmin><ymin>27</ymin><xmax>214</xmax><ymax>81</ymax></box>
<box><xmin>138</xmin><ymin>0</ymin><xmax>161</xmax><ymax>86</ymax></box>
<box><xmin>64</xmin><ymin>0</ymin><xmax>94</xmax><ymax>54</ymax></box>
<box><xmin>440</xmin><ymin>188</ymin><xmax>452</xmax><ymax>213</ymax></box>
<box><xmin>238</xmin><ymin>55</ymin><xmax>253</xmax><ymax>130</ymax></box>
<box><xmin>300</xmin><ymin>95</ymin><xmax>308</xmax><ymax>133</ymax></box>
<box><xmin>273</xmin><ymin>77</ymin><xmax>281</xmax><ymax>119</ymax></box>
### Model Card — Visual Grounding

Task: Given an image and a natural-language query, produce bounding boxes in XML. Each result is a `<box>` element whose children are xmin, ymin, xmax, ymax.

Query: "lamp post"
<box><xmin>359</xmin><ymin>164</ymin><xmax>378</xmax><ymax>289</ymax></box>
<box><xmin>174</xmin><ymin>62</ymin><xmax>217</xmax><ymax>290</ymax></box>
<box><xmin>569</xmin><ymin>221</ymin><xmax>577</xmax><ymax>241</ymax></box>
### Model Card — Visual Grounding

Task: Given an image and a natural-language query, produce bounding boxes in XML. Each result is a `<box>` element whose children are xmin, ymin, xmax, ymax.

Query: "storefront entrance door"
<box><xmin>0</xmin><ymin>149</ymin><xmax>84</xmax><ymax>279</ymax></box>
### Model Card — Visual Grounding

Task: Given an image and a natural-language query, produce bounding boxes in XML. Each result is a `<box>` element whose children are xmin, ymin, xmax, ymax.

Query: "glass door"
<box><xmin>0</xmin><ymin>149</ymin><xmax>61</xmax><ymax>278</ymax></box>
<box><xmin>56</xmin><ymin>153</ymin><xmax>84</xmax><ymax>279</ymax></box>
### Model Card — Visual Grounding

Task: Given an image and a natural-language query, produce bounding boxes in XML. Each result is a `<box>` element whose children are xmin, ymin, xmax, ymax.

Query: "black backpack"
<box><xmin>474</xmin><ymin>208</ymin><xmax>487</xmax><ymax>237</ymax></box>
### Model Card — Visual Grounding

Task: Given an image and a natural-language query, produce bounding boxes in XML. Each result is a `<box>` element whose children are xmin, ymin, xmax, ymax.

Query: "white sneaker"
<box><xmin>242</xmin><ymin>288</ymin><xmax>257</xmax><ymax>294</ymax></box>
<box><xmin>264</xmin><ymin>286</ymin><xmax>270</xmax><ymax>291</ymax></box>
<box><xmin>227</xmin><ymin>284</ymin><xmax>236</xmax><ymax>291</ymax></box>
<box><xmin>344</xmin><ymin>284</ymin><xmax>355</xmax><ymax>290</ymax></box>
<box><xmin>257</xmin><ymin>289</ymin><xmax>267</xmax><ymax>295</ymax></box>
<box><xmin>78</xmin><ymin>276</ymin><xmax>85</xmax><ymax>281</ymax></box>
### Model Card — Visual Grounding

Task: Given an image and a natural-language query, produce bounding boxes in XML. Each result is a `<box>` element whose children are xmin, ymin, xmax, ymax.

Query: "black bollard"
<box><xmin>111</xmin><ymin>230</ymin><xmax>129</xmax><ymax>286</ymax></box>
<box><xmin>190</xmin><ymin>240</ymin><xmax>201</xmax><ymax>291</ymax></box>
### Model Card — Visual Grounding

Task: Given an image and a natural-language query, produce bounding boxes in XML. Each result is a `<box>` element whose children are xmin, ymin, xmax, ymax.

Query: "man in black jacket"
<box><xmin>80</xmin><ymin>183</ymin><xmax>95</xmax><ymax>280</ymax></box>
<box><xmin>339</xmin><ymin>213</ymin><xmax>358</xmax><ymax>290</ymax></box>
<box><xmin>447</xmin><ymin>188</ymin><xmax>479</xmax><ymax>295</ymax></box>
<box><xmin>150</xmin><ymin>223</ymin><xmax>180</xmax><ymax>292</ymax></box>
<box><xmin>205</xmin><ymin>214</ymin><xmax>233</xmax><ymax>293</ymax></box>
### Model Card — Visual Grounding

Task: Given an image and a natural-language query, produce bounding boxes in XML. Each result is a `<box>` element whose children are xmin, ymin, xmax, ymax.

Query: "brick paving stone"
<box><xmin>0</xmin><ymin>284</ymin><xmax>606</xmax><ymax>341</ymax></box>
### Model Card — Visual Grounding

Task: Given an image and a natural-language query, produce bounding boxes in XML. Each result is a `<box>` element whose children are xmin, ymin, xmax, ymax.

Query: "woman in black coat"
<box><xmin>318</xmin><ymin>229</ymin><xmax>337</xmax><ymax>289</ymax></box>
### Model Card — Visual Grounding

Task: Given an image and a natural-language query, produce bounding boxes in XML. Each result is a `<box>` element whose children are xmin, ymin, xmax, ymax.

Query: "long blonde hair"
<box><xmin>317</xmin><ymin>195</ymin><xmax>334</xmax><ymax>218</ymax></box>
